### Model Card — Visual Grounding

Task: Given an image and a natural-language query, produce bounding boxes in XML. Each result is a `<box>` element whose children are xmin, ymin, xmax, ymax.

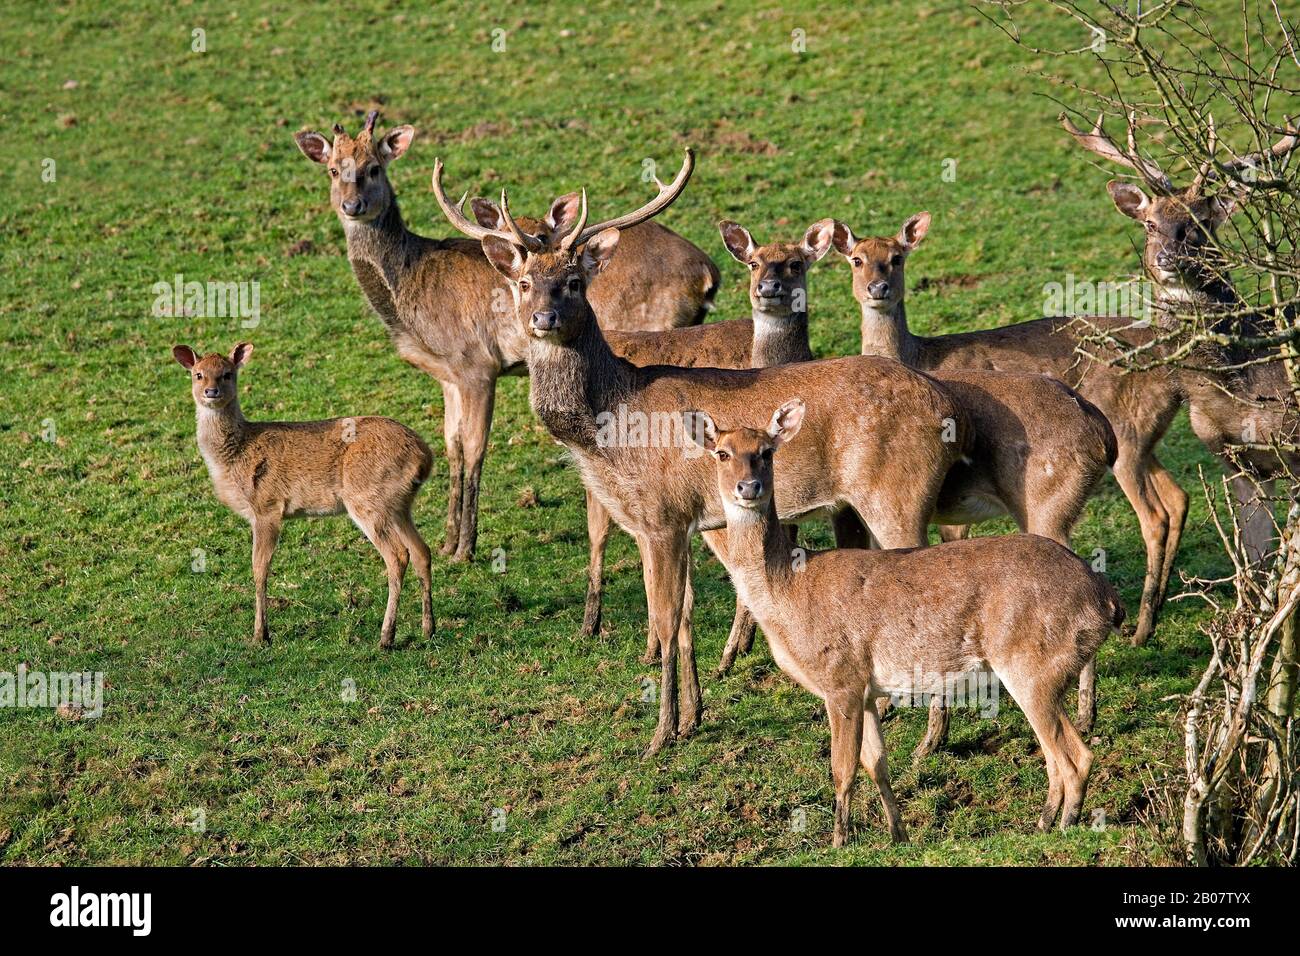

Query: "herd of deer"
<box><xmin>170</xmin><ymin>109</ymin><xmax>1297</xmax><ymax>846</ymax></box>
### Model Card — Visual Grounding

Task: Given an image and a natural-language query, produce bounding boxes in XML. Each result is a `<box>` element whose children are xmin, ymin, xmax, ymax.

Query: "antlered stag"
<box><xmin>294</xmin><ymin>112</ymin><xmax>719</xmax><ymax>562</ymax></box>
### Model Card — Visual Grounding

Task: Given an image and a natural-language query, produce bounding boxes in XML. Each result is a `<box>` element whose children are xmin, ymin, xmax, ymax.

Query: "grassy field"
<box><xmin>0</xmin><ymin>0</ymin><xmax>1243</xmax><ymax>864</ymax></box>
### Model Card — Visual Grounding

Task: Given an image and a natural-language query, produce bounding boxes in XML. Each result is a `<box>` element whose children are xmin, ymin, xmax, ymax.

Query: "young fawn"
<box><xmin>172</xmin><ymin>343</ymin><xmax>435</xmax><ymax>648</ymax></box>
<box><xmin>684</xmin><ymin>400</ymin><xmax>1124</xmax><ymax>846</ymax></box>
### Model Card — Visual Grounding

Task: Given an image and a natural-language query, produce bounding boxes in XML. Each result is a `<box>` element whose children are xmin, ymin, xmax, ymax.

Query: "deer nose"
<box><xmin>867</xmin><ymin>280</ymin><xmax>891</xmax><ymax>299</ymax></box>
<box><xmin>757</xmin><ymin>278</ymin><xmax>784</xmax><ymax>298</ymax></box>
<box><xmin>341</xmin><ymin>198</ymin><xmax>366</xmax><ymax>217</ymax></box>
<box><xmin>203</xmin><ymin>387</ymin><xmax>220</xmax><ymax>399</ymax></box>
<box><xmin>735</xmin><ymin>479</ymin><xmax>764</xmax><ymax>501</ymax></box>
<box><xmin>532</xmin><ymin>310</ymin><xmax>559</xmax><ymax>331</ymax></box>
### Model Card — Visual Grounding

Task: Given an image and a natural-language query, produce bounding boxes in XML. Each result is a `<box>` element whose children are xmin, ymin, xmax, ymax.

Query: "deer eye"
<box><xmin>789</xmin><ymin>261</ymin><xmax>802</xmax><ymax>274</ymax></box>
<box><xmin>890</xmin><ymin>254</ymin><xmax>902</xmax><ymax>267</ymax></box>
<box><xmin>851</xmin><ymin>257</ymin><xmax>863</xmax><ymax>268</ymax></box>
<box><xmin>748</xmin><ymin>261</ymin><xmax>759</xmax><ymax>270</ymax></box>
<box><xmin>220</xmin><ymin>372</ymin><xmax>232</xmax><ymax>381</ymax></box>
<box><xmin>567</xmin><ymin>275</ymin><xmax>583</xmax><ymax>292</ymax></box>
<box><xmin>716</xmin><ymin>450</ymin><xmax>730</xmax><ymax>462</ymax></box>
<box><xmin>518</xmin><ymin>279</ymin><xmax>531</xmax><ymax>292</ymax></box>
<box><xmin>329</xmin><ymin>168</ymin><xmax>340</xmax><ymax>178</ymax></box>
<box><xmin>195</xmin><ymin>372</ymin><xmax>203</xmax><ymax>380</ymax></box>
<box><xmin>367</xmin><ymin>166</ymin><xmax>380</xmax><ymax>178</ymax></box>
<box><xmin>761</xmin><ymin>448</ymin><xmax>773</xmax><ymax>461</ymax></box>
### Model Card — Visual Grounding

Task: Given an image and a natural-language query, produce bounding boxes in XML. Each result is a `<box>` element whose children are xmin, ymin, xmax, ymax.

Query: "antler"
<box><xmin>431</xmin><ymin>159</ymin><xmax>543</xmax><ymax>251</ymax></box>
<box><xmin>560</xmin><ymin>148</ymin><xmax>695</xmax><ymax>250</ymax></box>
<box><xmin>1200</xmin><ymin>117</ymin><xmax>1299</xmax><ymax>192</ymax></box>
<box><xmin>1188</xmin><ymin>113</ymin><xmax>1219</xmax><ymax>195</ymax></box>
<box><xmin>1060</xmin><ymin>111</ymin><xmax>1174</xmax><ymax>194</ymax></box>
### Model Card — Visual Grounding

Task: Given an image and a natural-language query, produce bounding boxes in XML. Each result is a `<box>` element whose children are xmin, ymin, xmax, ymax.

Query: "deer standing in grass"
<box><xmin>293</xmin><ymin>112</ymin><xmax>718</xmax><ymax>563</ymax></box>
<box><xmin>172</xmin><ymin>343</ymin><xmax>434</xmax><ymax>648</ymax></box>
<box><xmin>831</xmin><ymin>199</ymin><xmax>1185</xmax><ymax>647</ymax></box>
<box><xmin>435</xmin><ymin>150</ymin><xmax>972</xmax><ymax>755</ymax></box>
<box><xmin>685</xmin><ymin>400</ymin><xmax>1124</xmax><ymax>846</ymax></box>
<box><xmin>1061</xmin><ymin>112</ymin><xmax>1300</xmax><ymax>567</ymax></box>
<box><xmin>828</xmin><ymin>212</ymin><xmax>1126</xmax><ymax>741</ymax></box>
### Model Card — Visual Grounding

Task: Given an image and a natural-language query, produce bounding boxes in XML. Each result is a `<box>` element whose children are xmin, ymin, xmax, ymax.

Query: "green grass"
<box><xmin>0</xmin><ymin>0</ymin><xmax>1242</xmax><ymax>864</ymax></box>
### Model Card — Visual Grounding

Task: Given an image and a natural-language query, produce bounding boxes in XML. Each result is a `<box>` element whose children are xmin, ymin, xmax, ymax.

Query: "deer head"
<box><xmin>172</xmin><ymin>342</ymin><xmax>253</xmax><ymax>411</ymax></box>
<box><xmin>718</xmin><ymin>219</ymin><xmax>835</xmax><ymax>317</ymax></box>
<box><xmin>681</xmin><ymin>400</ymin><xmax>806</xmax><ymax>519</ymax></box>
<box><xmin>1061</xmin><ymin>112</ymin><xmax>1297</xmax><ymax>298</ymax></box>
<box><xmin>469</xmin><ymin>193</ymin><xmax>585</xmax><ymax>250</ymax></box>
<box><xmin>294</xmin><ymin>111</ymin><xmax>416</xmax><ymax>223</ymax></box>
<box><xmin>831</xmin><ymin>212</ymin><xmax>931</xmax><ymax>311</ymax></box>
<box><xmin>433</xmin><ymin>149</ymin><xmax>696</xmax><ymax>344</ymax></box>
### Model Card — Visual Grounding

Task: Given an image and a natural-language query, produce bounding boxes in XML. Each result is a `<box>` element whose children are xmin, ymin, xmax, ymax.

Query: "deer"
<box><xmin>433</xmin><ymin>149</ymin><xmax>974</xmax><ymax>755</ymax></box>
<box><xmin>579</xmin><ymin>218</ymin><xmax>835</xmax><ymax>648</ymax></box>
<box><xmin>171</xmin><ymin>343</ymin><xmax>434</xmax><ymax>649</ymax></box>
<box><xmin>685</xmin><ymin>400</ymin><xmax>1124</xmax><ymax>846</ymax></box>
<box><xmin>605</xmin><ymin>210</ymin><xmax>1120</xmax><ymax>750</ymax></box>
<box><xmin>826</xmin><ymin>212</ymin><xmax>1127</xmax><ymax>741</ymax></box>
<box><xmin>293</xmin><ymin>111</ymin><xmax>719</xmax><ymax>563</ymax></box>
<box><xmin>1060</xmin><ymin>111</ymin><xmax>1300</xmax><ymax>567</ymax></box>
<box><xmin>831</xmin><ymin>202</ymin><xmax>1186</xmax><ymax>649</ymax></box>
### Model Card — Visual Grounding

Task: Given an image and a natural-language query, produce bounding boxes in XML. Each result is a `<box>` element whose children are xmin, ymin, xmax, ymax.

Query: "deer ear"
<box><xmin>898</xmin><ymin>212</ymin><xmax>931</xmax><ymax>250</ymax></box>
<box><xmin>470</xmin><ymin>198</ymin><xmax>504</xmax><ymax>229</ymax></box>
<box><xmin>831</xmin><ymin>220</ymin><xmax>857</xmax><ymax>257</ymax></box>
<box><xmin>680</xmin><ymin>410</ymin><xmax>717</xmax><ymax>453</ymax></box>
<box><xmin>229</xmin><ymin>342</ymin><xmax>254</xmax><ymax>367</ymax></box>
<box><xmin>378</xmin><ymin>125</ymin><xmax>415</xmax><ymax>163</ymax></box>
<box><xmin>172</xmin><ymin>345</ymin><xmax>198</xmax><ymax>369</ymax></box>
<box><xmin>546</xmin><ymin>193</ymin><xmax>582</xmax><ymax>233</ymax></box>
<box><xmin>581</xmin><ymin>229</ymin><xmax>621</xmax><ymax>276</ymax></box>
<box><xmin>718</xmin><ymin>220</ymin><xmax>755</xmax><ymax>263</ymax></box>
<box><xmin>294</xmin><ymin>131</ymin><xmax>331</xmax><ymax>165</ymax></box>
<box><xmin>768</xmin><ymin>399</ymin><xmax>806</xmax><ymax>447</ymax></box>
<box><xmin>801</xmin><ymin>219</ymin><xmax>836</xmax><ymax>262</ymax></box>
<box><xmin>1209</xmin><ymin>192</ymin><xmax>1239</xmax><ymax>227</ymax></box>
<box><xmin>481</xmin><ymin>236</ymin><xmax>526</xmax><ymax>281</ymax></box>
<box><xmin>1107</xmin><ymin>180</ymin><xmax>1151</xmax><ymax>220</ymax></box>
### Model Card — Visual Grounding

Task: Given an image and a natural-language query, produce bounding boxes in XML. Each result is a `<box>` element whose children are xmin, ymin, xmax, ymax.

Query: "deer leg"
<box><xmin>676</xmin><ymin>557</ymin><xmax>703</xmax><ymax>737</ymax></box>
<box><xmin>1148</xmin><ymin>458</ymin><xmax>1189</xmax><ymax>611</ymax></box>
<box><xmin>439</xmin><ymin>381</ymin><xmax>464</xmax><ymax>558</ymax></box>
<box><xmin>1055</xmin><ymin>712</ymin><xmax>1093</xmax><ymax>828</ymax></box>
<box><xmin>638</xmin><ymin>532</ymin><xmax>688</xmax><ymax>757</ymax></box>
<box><xmin>1112</xmin><ymin>453</ymin><xmax>1168</xmax><ymax>646</ymax></box>
<box><xmin>937</xmin><ymin>524</ymin><xmax>971</xmax><ymax>542</ymax></box>
<box><xmin>1232</xmin><ymin>474</ymin><xmax>1276</xmax><ymax>569</ymax></box>
<box><xmin>250</xmin><ymin>517</ymin><xmax>281</xmax><ymax>645</ymax></box>
<box><xmin>1074</xmin><ymin>657</ymin><xmax>1097</xmax><ymax>736</ymax></box>
<box><xmin>349</xmin><ymin>506</ymin><xmax>407</xmax><ymax>649</ymax></box>
<box><xmin>394</xmin><ymin>513</ymin><xmax>435</xmax><ymax>640</ymax></box>
<box><xmin>453</xmin><ymin>381</ymin><xmax>496</xmax><ymax>564</ymax></box>
<box><xmin>827</xmin><ymin>692</ymin><xmax>865</xmax><ymax>848</ymax></box>
<box><xmin>581</xmin><ymin>488</ymin><xmax>611</xmax><ymax>640</ymax></box>
<box><xmin>861</xmin><ymin>698</ymin><xmax>907</xmax><ymax>843</ymax></box>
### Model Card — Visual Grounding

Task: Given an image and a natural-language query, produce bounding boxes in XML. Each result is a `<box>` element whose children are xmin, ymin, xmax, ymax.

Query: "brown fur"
<box><xmin>172</xmin><ymin>343</ymin><xmax>434</xmax><ymax>648</ymax></box>
<box><xmin>578</xmin><ymin>219</ymin><xmax>833</xmax><ymax>643</ymax></box>
<box><xmin>293</xmin><ymin>116</ymin><xmax>718</xmax><ymax>562</ymax></box>
<box><xmin>462</xmin><ymin>195</ymin><xmax>971</xmax><ymax>755</ymax></box>
<box><xmin>691</xmin><ymin>405</ymin><xmax>1122</xmax><ymax>846</ymax></box>
<box><xmin>834</xmin><ymin>213</ymin><xmax>1186</xmax><ymax>648</ymax></box>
